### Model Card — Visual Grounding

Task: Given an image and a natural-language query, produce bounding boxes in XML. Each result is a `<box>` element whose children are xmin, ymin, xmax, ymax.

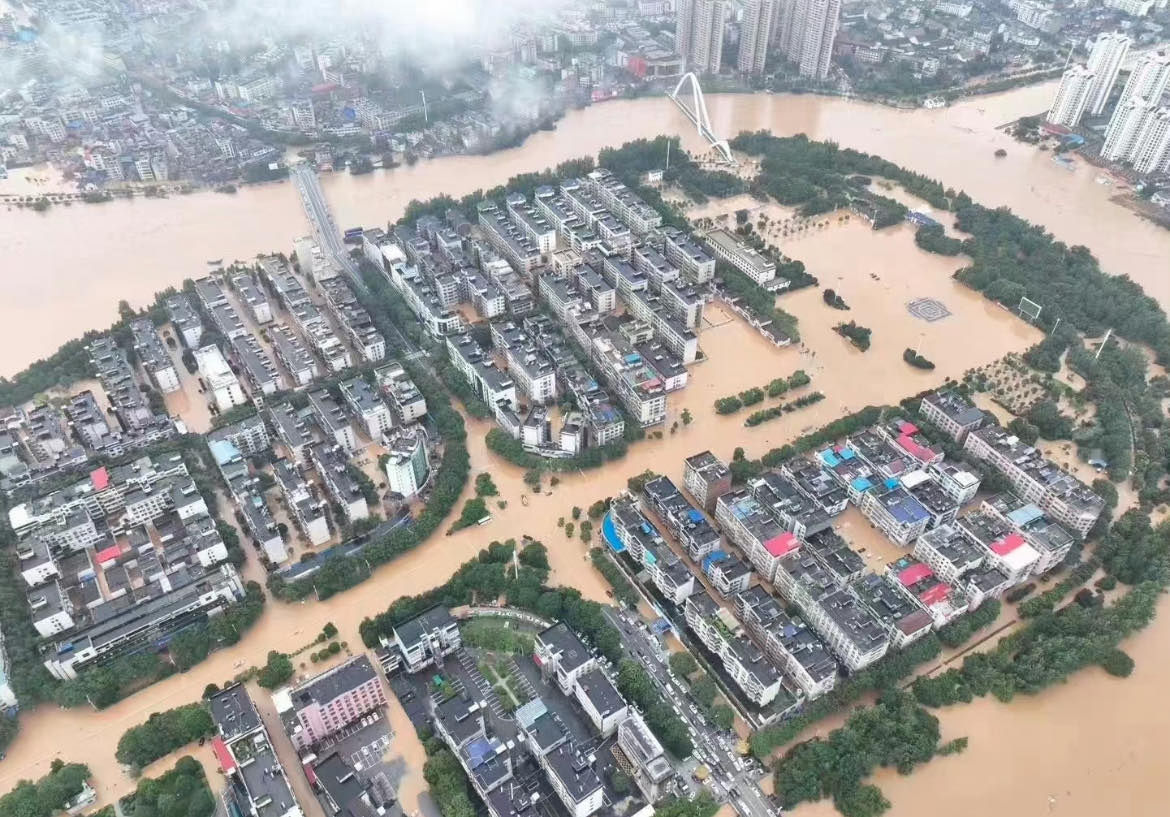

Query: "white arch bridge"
<box><xmin>668</xmin><ymin>72</ymin><xmax>736</xmax><ymax>166</ymax></box>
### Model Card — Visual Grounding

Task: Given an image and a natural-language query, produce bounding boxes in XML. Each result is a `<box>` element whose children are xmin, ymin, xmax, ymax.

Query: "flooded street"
<box><xmin>2</xmin><ymin>83</ymin><xmax>1170</xmax><ymax>816</ymax></box>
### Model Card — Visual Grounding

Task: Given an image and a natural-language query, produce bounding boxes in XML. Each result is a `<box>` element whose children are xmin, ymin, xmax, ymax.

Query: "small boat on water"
<box><xmin>207</xmin><ymin>258</ymin><xmax>223</xmax><ymax>265</ymax></box>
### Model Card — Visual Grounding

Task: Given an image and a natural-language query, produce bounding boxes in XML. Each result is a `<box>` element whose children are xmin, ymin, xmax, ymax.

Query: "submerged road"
<box><xmin>290</xmin><ymin>162</ymin><xmax>422</xmax><ymax>360</ymax></box>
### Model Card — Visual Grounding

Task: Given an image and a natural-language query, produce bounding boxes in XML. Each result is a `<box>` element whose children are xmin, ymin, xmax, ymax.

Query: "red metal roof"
<box><xmin>211</xmin><ymin>737</ymin><xmax>235</xmax><ymax>772</ymax></box>
<box><xmin>897</xmin><ymin>434</ymin><xmax>935</xmax><ymax>462</ymax></box>
<box><xmin>95</xmin><ymin>544</ymin><xmax>122</xmax><ymax>564</ymax></box>
<box><xmin>764</xmin><ymin>532</ymin><xmax>798</xmax><ymax>557</ymax></box>
<box><xmin>991</xmin><ymin>532</ymin><xmax>1026</xmax><ymax>555</ymax></box>
<box><xmin>918</xmin><ymin>583</ymin><xmax>950</xmax><ymax>606</ymax></box>
<box><xmin>898</xmin><ymin>420</ymin><xmax>919</xmax><ymax>435</ymax></box>
<box><xmin>90</xmin><ymin>467</ymin><xmax>109</xmax><ymax>491</ymax></box>
<box><xmin>897</xmin><ymin>563</ymin><xmax>934</xmax><ymax>586</ymax></box>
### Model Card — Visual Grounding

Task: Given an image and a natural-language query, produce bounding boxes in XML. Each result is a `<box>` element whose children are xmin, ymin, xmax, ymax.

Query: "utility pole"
<box><xmin>665</xmin><ymin>138</ymin><xmax>671</xmax><ymax>171</ymax></box>
<box><xmin>1095</xmin><ymin>328</ymin><xmax>1113</xmax><ymax>361</ymax></box>
<box><xmin>1050</xmin><ymin>316</ymin><xmax>1061</xmax><ymax>335</ymax></box>
<box><xmin>420</xmin><ymin>90</ymin><xmax>428</xmax><ymax>123</ymax></box>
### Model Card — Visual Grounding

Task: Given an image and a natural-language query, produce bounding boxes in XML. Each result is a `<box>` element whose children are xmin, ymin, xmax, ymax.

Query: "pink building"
<box><xmin>288</xmin><ymin>655</ymin><xmax>386</xmax><ymax>749</ymax></box>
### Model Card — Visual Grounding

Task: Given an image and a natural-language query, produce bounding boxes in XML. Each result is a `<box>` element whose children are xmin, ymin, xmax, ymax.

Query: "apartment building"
<box><xmin>683</xmin><ymin>591</ymin><xmax>786</xmax><ymax>706</ymax></box>
<box><xmin>376</xmin><ymin>605</ymin><xmax>461</xmax><ymax>674</ymax></box>
<box><xmin>981</xmin><ymin>493</ymin><xmax>1075</xmax><ymax>576</ymax></box>
<box><xmin>273</xmin><ymin>458</ymin><xmax>330</xmax><ymax>546</ymax></box>
<box><xmin>735</xmin><ymin>585</ymin><xmax>838</xmax><ymax>700</ymax></box>
<box><xmin>885</xmin><ymin>556</ymin><xmax>969</xmax><ymax>629</ymax></box>
<box><xmin>195</xmin><ymin>345</ymin><xmax>247</xmax><ymax>411</ymax></box>
<box><xmin>963</xmin><ymin>425</ymin><xmax>1104</xmax><ymax>536</ymax></box>
<box><xmin>493</xmin><ymin>323</ymin><xmax>559</xmax><ymax>405</ymax></box>
<box><xmin>41</xmin><ymin>563</ymin><xmax>245</xmax><ymax>679</ymax></box>
<box><xmin>639</xmin><ymin>477</ymin><xmax>722</xmax><ymax>561</ymax></box>
<box><xmin>851</xmin><ymin>572</ymin><xmax>935</xmax><ymax>648</ymax></box>
<box><xmin>230</xmin><ymin>334</ymin><xmax>283</xmax><ymax>399</ymax></box>
<box><xmin>207</xmin><ymin>414</ymin><xmax>270</xmax><ymax>458</ymax></box>
<box><xmin>774</xmin><ymin>0</ymin><xmax>841</xmax><ymax>80</ymax></box>
<box><xmin>901</xmin><ymin>470</ymin><xmax>960</xmax><ymax>529</ymax></box>
<box><xmin>283</xmin><ymin>656</ymin><xmax>387</xmax><ymax>750</ymax></box>
<box><xmin>616</xmin><ymin>712</ymin><xmax>672</xmax><ymax>801</ymax></box>
<box><xmin>89</xmin><ymin>336</ymin><xmax>154</xmax><ymax>430</ymax></box>
<box><xmin>704</xmin><ymin>228</ymin><xmax>775</xmax><ymax>285</ymax></box>
<box><xmin>340</xmin><ymin>377</ymin><xmax>394</xmax><ymax>440</ymax></box>
<box><xmin>310</xmin><ymin>443</ymin><xmax>368</xmax><ymax>523</ymax></box>
<box><xmin>535</xmin><ymin>622</ymin><xmax>598</xmax><ymax>695</ymax></box>
<box><xmin>956</xmin><ymin>509</ymin><xmax>1040</xmax><ymax>583</ymax></box>
<box><xmin>588</xmin><ymin>334</ymin><xmax>666</xmax><ymax>427</ymax></box>
<box><xmin>858</xmin><ymin>480</ymin><xmax>931</xmax><ymax>545</ymax></box>
<box><xmin>683</xmin><ymin>450</ymin><xmax>732</xmax><ymax>513</ymax></box>
<box><xmin>715</xmin><ymin>488</ymin><xmax>797</xmax><ymax>583</ymax></box>
<box><xmin>817</xmin><ymin>444</ymin><xmax>878</xmax><ymax>503</ymax></box>
<box><xmin>128</xmin><ymin>318</ymin><xmax>180</xmax><ymax>393</ymax></box>
<box><xmin>477</xmin><ymin>200</ymin><xmax>543</xmax><ymax>277</ymax></box>
<box><xmin>209</xmin><ymin>685</ymin><xmax>304</xmax><ymax>817</ymax></box>
<box><xmin>912</xmin><ymin>524</ymin><xmax>985</xmax><ymax>585</ymax></box>
<box><xmin>269</xmin><ymin>403</ymin><xmax>315</xmax><ymax>466</ymax></box>
<box><xmin>308</xmin><ymin>390</ymin><xmax>358</xmax><ymax>452</ymax></box>
<box><xmin>919</xmin><ymin>389</ymin><xmax>984</xmax><ymax>443</ymax></box>
<box><xmin>375</xmin><ymin>362</ymin><xmax>427</xmax><ymax>424</ymax></box>
<box><xmin>778</xmin><ymin>554</ymin><xmax>889</xmax><ymax>672</ymax></box>
<box><xmin>383</xmin><ymin>426</ymin><xmax>430</xmax><ymax>500</ymax></box>
<box><xmin>268</xmin><ymin>323</ymin><xmax>319</xmax><ymax>387</ymax></box>
<box><xmin>751</xmin><ymin>470</ymin><xmax>834</xmax><ymax>540</ymax></box>
<box><xmin>573</xmin><ymin>668</ymin><xmax>628</xmax><ymax>737</ymax></box>
<box><xmin>702</xmin><ymin>550</ymin><xmax>753</xmax><ymax>597</ymax></box>
<box><xmin>926</xmin><ymin>460</ymin><xmax>981</xmax><ymax>504</ymax></box>
<box><xmin>585</xmin><ymin>169</ymin><xmax>662</xmax><ymax>235</ymax></box>
<box><xmin>231</xmin><ymin>271</ymin><xmax>274</xmax><ymax>325</ymax></box>
<box><xmin>777</xmin><ymin>457</ymin><xmax>849</xmax><ymax>518</ymax></box>
<box><xmin>165</xmin><ymin>294</ymin><xmax>204</xmax><ymax>347</ymax></box>
<box><xmin>662</xmin><ymin>227</ymin><xmax>716</xmax><ymax>284</ymax></box>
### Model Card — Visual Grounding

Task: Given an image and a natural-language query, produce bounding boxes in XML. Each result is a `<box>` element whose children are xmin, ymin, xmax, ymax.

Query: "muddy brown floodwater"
<box><xmin>2</xmin><ymin>83</ymin><xmax>1169</xmax><ymax>816</ymax></box>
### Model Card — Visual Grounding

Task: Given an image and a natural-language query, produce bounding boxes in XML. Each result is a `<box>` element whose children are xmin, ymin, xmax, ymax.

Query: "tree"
<box><xmin>1101</xmin><ymin>648</ymin><xmax>1134</xmax><ymax>677</ymax></box>
<box><xmin>475</xmin><ymin>473</ymin><xmax>499</xmax><ymax>497</ymax></box>
<box><xmin>681</xmin><ymin>408</ymin><xmax>693</xmax><ymax>426</ymax></box>
<box><xmin>669</xmin><ymin>652</ymin><xmax>699</xmax><ymax>678</ymax></box>
<box><xmin>116</xmin><ymin>704</ymin><xmax>214</xmax><ymax>769</ymax></box>
<box><xmin>257</xmin><ymin>651</ymin><xmax>294</xmax><ymax>689</ymax></box>
<box><xmin>1006</xmin><ymin>417</ymin><xmax>1039</xmax><ymax>445</ymax></box>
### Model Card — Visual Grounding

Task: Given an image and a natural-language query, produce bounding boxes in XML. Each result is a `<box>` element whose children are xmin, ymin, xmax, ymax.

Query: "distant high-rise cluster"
<box><xmin>1046</xmin><ymin>33</ymin><xmax>1131</xmax><ymax>127</ymax></box>
<box><xmin>1099</xmin><ymin>51</ymin><xmax>1170</xmax><ymax>175</ymax></box>
<box><xmin>772</xmin><ymin>0</ymin><xmax>842</xmax><ymax>80</ymax></box>
<box><xmin>737</xmin><ymin>0</ymin><xmax>779</xmax><ymax>76</ymax></box>
<box><xmin>676</xmin><ymin>0</ymin><xmax>728</xmax><ymax>75</ymax></box>
<box><xmin>1047</xmin><ymin>42</ymin><xmax>1170</xmax><ymax>176</ymax></box>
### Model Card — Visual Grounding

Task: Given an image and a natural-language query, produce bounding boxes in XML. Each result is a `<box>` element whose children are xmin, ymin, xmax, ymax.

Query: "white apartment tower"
<box><xmin>1102</xmin><ymin>96</ymin><xmax>1155</xmax><ymax>162</ymax></box>
<box><xmin>738</xmin><ymin>0</ymin><xmax>778</xmax><ymax>75</ymax></box>
<box><xmin>1103</xmin><ymin>99</ymin><xmax>1170</xmax><ymax>175</ymax></box>
<box><xmin>1132</xmin><ymin>107</ymin><xmax>1170</xmax><ymax>175</ymax></box>
<box><xmin>774</xmin><ymin>0</ymin><xmax>841</xmax><ymax>80</ymax></box>
<box><xmin>1084</xmin><ymin>33</ymin><xmax>1131</xmax><ymax>117</ymax></box>
<box><xmin>677</xmin><ymin>0</ymin><xmax>727</xmax><ymax>74</ymax></box>
<box><xmin>1046</xmin><ymin>65</ymin><xmax>1096</xmax><ymax>127</ymax></box>
<box><xmin>1117</xmin><ymin>51</ymin><xmax>1170</xmax><ymax>111</ymax></box>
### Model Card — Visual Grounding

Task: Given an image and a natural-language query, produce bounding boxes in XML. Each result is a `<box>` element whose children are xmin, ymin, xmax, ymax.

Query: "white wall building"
<box><xmin>194</xmin><ymin>345</ymin><xmax>247</xmax><ymax>411</ymax></box>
